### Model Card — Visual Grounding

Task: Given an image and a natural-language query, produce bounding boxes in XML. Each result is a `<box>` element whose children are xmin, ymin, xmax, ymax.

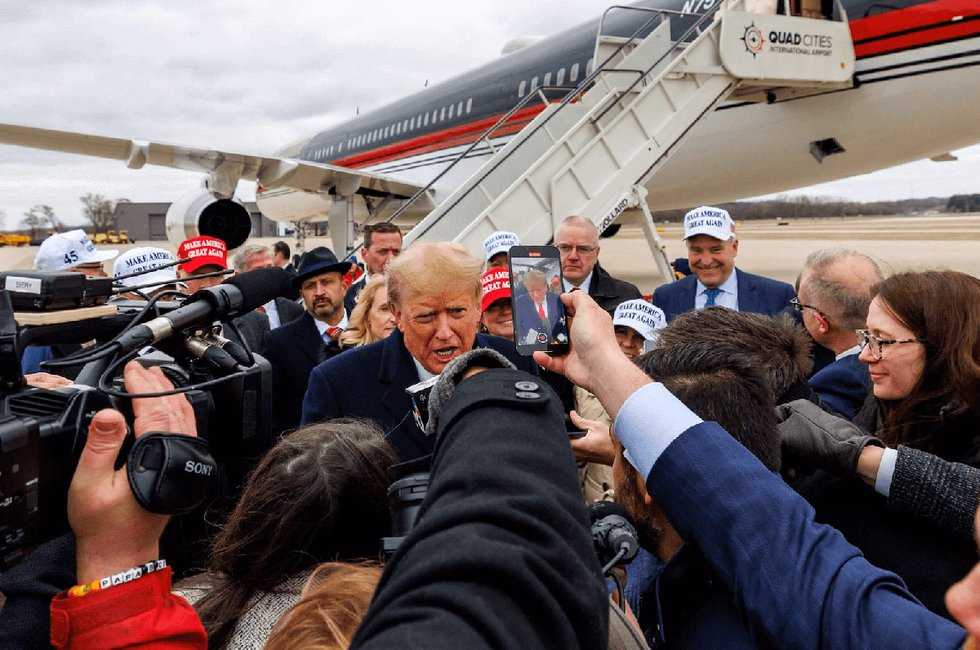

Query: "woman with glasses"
<box><xmin>787</xmin><ymin>270</ymin><xmax>980</xmax><ymax>618</ymax></box>
<box><xmin>855</xmin><ymin>270</ymin><xmax>980</xmax><ymax>463</ymax></box>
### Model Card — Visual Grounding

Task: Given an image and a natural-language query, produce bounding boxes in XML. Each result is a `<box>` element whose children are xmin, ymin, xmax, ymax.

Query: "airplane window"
<box><xmin>518</xmin><ymin>80</ymin><xmax>526</xmax><ymax>98</ymax></box>
<box><xmin>544</xmin><ymin>72</ymin><xmax>552</xmax><ymax>87</ymax></box>
<box><xmin>424</xmin><ymin>113</ymin><xmax>429</xmax><ymax>126</ymax></box>
<box><xmin>571</xmin><ymin>63</ymin><xmax>579</xmax><ymax>82</ymax></box>
<box><xmin>403</xmin><ymin>120</ymin><xmax>408</xmax><ymax>131</ymax></box>
<box><xmin>410</xmin><ymin>117</ymin><xmax>415</xmax><ymax>130</ymax></box>
<box><xmin>531</xmin><ymin>75</ymin><xmax>539</xmax><ymax>90</ymax></box>
<box><xmin>384</xmin><ymin>127</ymin><xmax>389</xmax><ymax>138</ymax></box>
<box><xmin>449</xmin><ymin>104</ymin><xmax>455</xmax><ymax>119</ymax></box>
<box><xmin>395</xmin><ymin>123</ymin><xmax>401</xmax><ymax>135</ymax></box>
<box><xmin>557</xmin><ymin>68</ymin><xmax>565</xmax><ymax>85</ymax></box>
<box><xmin>440</xmin><ymin>107</ymin><xmax>446</xmax><ymax>121</ymax></box>
<box><xmin>586</xmin><ymin>58</ymin><xmax>594</xmax><ymax>75</ymax></box>
<box><xmin>457</xmin><ymin>101</ymin><xmax>463</xmax><ymax>116</ymax></box>
<box><xmin>466</xmin><ymin>98</ymin><xmax>472</xmax><ymax>114</ymax></box>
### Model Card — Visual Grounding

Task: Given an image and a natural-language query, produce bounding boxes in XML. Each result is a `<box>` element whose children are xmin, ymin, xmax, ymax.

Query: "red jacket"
<box><xmin>50</xmin><ymin>567</ymin><xmax>206</xmax><ymax>649</ymax></box>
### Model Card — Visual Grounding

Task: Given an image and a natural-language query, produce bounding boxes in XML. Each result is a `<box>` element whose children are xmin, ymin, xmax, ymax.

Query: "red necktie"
<box><xmin>537</xmin><ymin>303</ymin><xmax>545</xmax><ymax>319</ymax></box>
<box><xmin>326</xmin><ymin>326</ymin><xmax>342</xmax><ymax>341</ymax></box>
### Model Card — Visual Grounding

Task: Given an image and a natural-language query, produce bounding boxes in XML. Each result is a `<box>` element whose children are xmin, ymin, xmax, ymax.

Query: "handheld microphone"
<box><xmin>114</xmin><ymin>267</ymin><xmax>290</xmax><ymax>354</ymax></box>
<box><xmin>588</xmin><ymin>501</ymin><xmax>640</xmax><ymax>574</ymax></box>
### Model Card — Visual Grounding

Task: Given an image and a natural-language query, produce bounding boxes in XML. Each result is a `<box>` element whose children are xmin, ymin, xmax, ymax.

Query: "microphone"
<box><xmin>184</xmin><ymin>335</ymin><xmax>238</xmax><ymax>373</ymax></box>
<box><xmin>588</xmin><ymin>501</ymin><xmax>640</xmax><ymax>574</ymax></box>
<box><xmin>114</xmin><ymin>267</ymin><xmax>290</xmax><ymax>354</ymax></box>
<box><xmin>211</xmin><ymin>334</ymin><xmax>252</xmax><ymax>367</ymax></box>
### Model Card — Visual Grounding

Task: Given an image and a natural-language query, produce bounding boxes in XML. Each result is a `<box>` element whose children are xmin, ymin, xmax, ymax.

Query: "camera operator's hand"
<box><xmin>534</xmin><ymin>291</ymin><xmax>651</xmax><ymax>420</ymax></box>
<box><xmin>68</xmin><ymin>362</ymin><xmax>197</xmax><ymax>584</ymax></box>
<box><xmin>25</xmin><ymin>372</ymin><xmax>73</xmax><ymax>389</ymax></box>
<box><xmin>569</xmin><ymin>410</ymin><xmax>615</xmax><ymax>465</ymax></box>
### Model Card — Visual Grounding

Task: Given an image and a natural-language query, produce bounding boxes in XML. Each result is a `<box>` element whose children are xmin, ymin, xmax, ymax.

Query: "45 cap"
<box><xmin>35</xmin><ymin>229</ymin><xmax>119</xmax><ymax>271</ymax></box>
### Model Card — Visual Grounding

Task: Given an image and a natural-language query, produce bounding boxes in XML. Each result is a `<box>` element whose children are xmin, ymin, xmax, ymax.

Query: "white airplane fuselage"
<box><xmin>257</xmin><ymin>0</ymin><xmax>980</xmax><ymax>223</ymax></box>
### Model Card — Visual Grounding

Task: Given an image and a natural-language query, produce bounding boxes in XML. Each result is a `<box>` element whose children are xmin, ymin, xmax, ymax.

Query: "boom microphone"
<box><xmin>114</xmin><ymin>267</ymin><xmax>290</xmax><ymax>354</ymax></box>
<box><xmin>588</xmin><ymin>501</ymin><xmax>640</xmax><ymax>574</ymax></box>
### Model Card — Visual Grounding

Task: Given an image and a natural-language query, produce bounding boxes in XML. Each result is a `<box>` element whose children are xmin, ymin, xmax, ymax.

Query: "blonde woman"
<box><xmin>340</xmin><ymin>281</ymin><xmax>396</xmax><ymax>348</ymax></box>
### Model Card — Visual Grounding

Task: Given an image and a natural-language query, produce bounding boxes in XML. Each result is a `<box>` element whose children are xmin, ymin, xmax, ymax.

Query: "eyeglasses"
<box><xmin>790</xmin><ymin>296</ymin><xmax>825</xmax><ymax>318</ymax></box>
<box><xmin>855</xmin><ymin>329</ymin><xmax>924</xmax><ymax>360</ymax></box>
<box><xmin>556</xmin><ymin>244</ymin><xmax>597</xmax><ymax>256</ymax></box>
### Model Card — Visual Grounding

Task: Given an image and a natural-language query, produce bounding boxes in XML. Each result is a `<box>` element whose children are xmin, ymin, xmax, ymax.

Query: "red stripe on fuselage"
<box><xmin>851</xmin><ymin>0</ymin><xmax>980</xmax><ymax>57</ymax></box>
<box><xmin>330</xmin><ymin>103</ymin><xmax>549</xmax><ymax>169</ymax></box>
<box><xmin>323</xmin><ymin>1</ymin><xmax>980</xmax><ymax>171</ymax></box>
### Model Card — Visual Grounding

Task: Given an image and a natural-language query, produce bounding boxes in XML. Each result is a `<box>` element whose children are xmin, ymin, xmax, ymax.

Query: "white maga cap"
<box><xmin>35</xmin><ymin>229</ymin><xmax>119</xmax><ymax>271</ymax></box>
<box><xmin>683</xmin><ymin>206</ymin><xmax>735</xmax><ymax>241</ymax></box>
<box><xmin>113</xmin><ymin>246</ymin><xmax>182</xmax><ymax>292</ymax></box>
<box><xmin>482</xmin><ymin>231</ymin><xmax>521</xmax><ymax>261</ymax></box>
<box><xmin>613</xmin><ymin>299</ymin><xmax>666</xmax><ymax>341</ymax></box>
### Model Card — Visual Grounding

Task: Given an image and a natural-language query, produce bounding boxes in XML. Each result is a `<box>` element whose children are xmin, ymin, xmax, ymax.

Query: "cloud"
<box><xmin>2</xmin><ymin>1</ymin><xmax>979</xmax><ymax>228</ymax></box>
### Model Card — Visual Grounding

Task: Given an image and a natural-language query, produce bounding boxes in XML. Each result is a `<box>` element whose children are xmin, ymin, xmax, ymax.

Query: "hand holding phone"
<box><xmin>507</xmin><ymin>245</ymin><xmax>570</xmax><ymax>356</ymax></box>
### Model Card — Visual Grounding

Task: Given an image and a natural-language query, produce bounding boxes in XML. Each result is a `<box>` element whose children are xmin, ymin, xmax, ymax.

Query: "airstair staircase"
<box><xmin>402</xmin><ymin>0</ymin><xmax>855</xmax><ymax>281</ymax></box>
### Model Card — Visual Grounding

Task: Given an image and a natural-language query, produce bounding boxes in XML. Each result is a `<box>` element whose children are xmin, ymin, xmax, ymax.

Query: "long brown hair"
<box><xmin>193</xmin><ymin>419</ymin><xmax>396</xmax><ymax>647</ymax></box>
<box><xmin>873</xmin><ymin>271</ymin><xmax>980</xmax><ymax>456</ymax></box>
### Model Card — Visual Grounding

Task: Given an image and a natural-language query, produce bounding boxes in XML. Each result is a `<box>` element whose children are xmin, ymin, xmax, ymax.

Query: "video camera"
<box><xmin>0</xmin><ymin>266</ymin><xmax>289</xmax><ymax>570</ymax></box>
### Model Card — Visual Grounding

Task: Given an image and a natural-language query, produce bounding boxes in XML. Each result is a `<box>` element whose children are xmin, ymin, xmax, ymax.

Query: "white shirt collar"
<box><xmin>563</xmin><ymin>270</ymin><xmax>594</xmax><ymax>293</ymax></box>
<box><xmin>696</xmin><ymin>268</ymin><xmax>738</xmax><ymax>297</ymax></box>
<box><xmin>313</xmin><ymin>310</ymin><xmax>349</xmax><ymax>337</ymax></box>
<box><xmin>836</xmin><ymin>344</ymin><xmax>862</xmax><ymax>361</ymax></box>
<box><xmin>412</xmin><ymin>357</ymin><xmax>437</xmax><ymax>382</ymax></box>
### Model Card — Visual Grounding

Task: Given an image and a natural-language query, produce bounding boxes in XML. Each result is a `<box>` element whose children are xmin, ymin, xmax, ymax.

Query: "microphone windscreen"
<box><xmin>587</xmin><ymin>500</ymin><xmax>631</xmax><ymax>524</ymax></box>
<box><xmin>222</xmin><ymin>267</ymin><xmax>291</xmax><ymax>312</ymax></box>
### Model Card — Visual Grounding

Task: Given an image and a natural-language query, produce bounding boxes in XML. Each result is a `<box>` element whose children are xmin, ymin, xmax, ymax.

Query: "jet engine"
<box><xmin>165</xmin><ymin>188</ymin><xmax>253</xmax><ymax>250</ymax></box>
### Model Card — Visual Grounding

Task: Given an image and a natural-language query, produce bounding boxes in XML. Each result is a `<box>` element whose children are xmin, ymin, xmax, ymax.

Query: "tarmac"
<box><xmin>2</xmin><ymin>213</ymin><xmax>978</xmax><ymax>295</ymax></box>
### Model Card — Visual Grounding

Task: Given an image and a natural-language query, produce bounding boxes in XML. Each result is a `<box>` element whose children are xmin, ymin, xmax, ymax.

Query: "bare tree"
<box><xmin>37</xmin><ymin>204</ymin><xmax>65</xmax><ymax>231</ymax></box>
<box><xmin>20</xmin><ymin>206</ymin><xmax>45</xmax><ymax>241</ymax></box>
<box><xmin>80</xmin><ymin>193</ymin><xmax>119</xmax><ymax>233</ymax></box>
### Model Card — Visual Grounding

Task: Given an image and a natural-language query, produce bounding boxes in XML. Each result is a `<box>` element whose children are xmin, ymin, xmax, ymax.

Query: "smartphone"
<box><xmin>507</xmin><ymin>245</ymin><xmax>570</xmax><ymax>356</ymax></box>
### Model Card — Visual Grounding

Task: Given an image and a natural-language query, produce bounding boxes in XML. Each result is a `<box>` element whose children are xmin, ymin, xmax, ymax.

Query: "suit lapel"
<box><xmin>379</xmin><ymin>329</ymin><xmax>420</xmax><ymax>421</ymax></box>
<box><xmin>735</xmin><ymin>268</ymin><xmax>757</xmax><ymax>313</ymax></box>
<box><xmin>296</xmin><ymin>313</ymin><xmax>326</xmax><ymax>364</ymax></box>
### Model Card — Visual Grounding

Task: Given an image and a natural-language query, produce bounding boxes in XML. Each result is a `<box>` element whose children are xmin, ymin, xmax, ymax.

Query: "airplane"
<box><xmin>0</xmin><ymin>0</ymin><xmax>977</xmax><ymax>257</ymax></box>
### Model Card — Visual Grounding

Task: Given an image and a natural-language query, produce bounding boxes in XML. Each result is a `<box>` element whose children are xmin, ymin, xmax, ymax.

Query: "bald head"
<box><xmin>799</xmin><ymin>249</ymin><xmax>883</xmax><ymax>350</ymax></box>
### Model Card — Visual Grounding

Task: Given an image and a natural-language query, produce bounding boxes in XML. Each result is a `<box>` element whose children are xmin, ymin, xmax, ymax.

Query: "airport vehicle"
<box><xmin>0</xmin><ymin>234</ymin><xmax>31</xmax><ymax>247</ymax></box>
<box><xmin>0</xmin><ymin>0</ymin><xmax>976</xmax><ymax>258</ymax></box>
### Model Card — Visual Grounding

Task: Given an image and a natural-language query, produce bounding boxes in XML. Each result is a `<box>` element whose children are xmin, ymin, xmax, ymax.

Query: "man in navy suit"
<box><xmin>302</xmin><ymin>242</ymin><xmax>537</xmax><ymax>461</ymax></box>
<box><xmin>513</xmin><ymin>269</ymin><xmax>566</xmax><ymax>346</ymax></box>
<box><xmin>264</xmin><ymin>246</ymin><xmax>351</xmax><ymax>436</ymax></box>
<box><xmin>536</xmin><ymin>291</ymin><xmax>968</xmax><ymax>648</ymax></box>
<box><xmin>797</xmin><ymin>248</ymin><xmax>882</xmax><ymax>420</ymax></box>
<box><xmin>344</xmin><ymin>222</ymin><xmax>403</xmax><ymax>315</ymax></box>
<box><xmin>652</xmin><ymin>206</ymin><xmax>796</xmax><ymax>322</ymax></box>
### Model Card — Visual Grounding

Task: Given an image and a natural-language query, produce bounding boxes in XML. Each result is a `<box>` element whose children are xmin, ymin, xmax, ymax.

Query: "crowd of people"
<box><xmin>2</xmin><ymin>204</ymin><xmax>980</xmax><ymax>649</ymax></box>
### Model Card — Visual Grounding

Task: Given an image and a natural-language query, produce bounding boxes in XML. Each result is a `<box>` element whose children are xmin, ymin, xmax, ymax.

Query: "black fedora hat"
<box><xmin>292</xmin><ymin>246</ymin><xmax>352</xmax><ymax>287</ymax></box>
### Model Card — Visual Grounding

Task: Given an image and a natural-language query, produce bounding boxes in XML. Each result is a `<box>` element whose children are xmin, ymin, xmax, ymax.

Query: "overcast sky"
<box><xmin>1</xmin><ymin>0</ymin><xmax>978</xmax><ymax>228</ymax></box>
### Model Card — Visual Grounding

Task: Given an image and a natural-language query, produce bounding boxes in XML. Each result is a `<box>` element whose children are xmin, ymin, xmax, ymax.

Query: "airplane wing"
<box><xmin>0</xmin><ymin>122</ymin><xmax>425</xmax><ymax>200</ymax></box>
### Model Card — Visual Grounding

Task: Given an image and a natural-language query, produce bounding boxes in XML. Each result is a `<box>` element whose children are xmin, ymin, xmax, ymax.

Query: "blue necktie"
<box><xmin>704</xmin><ymin>288</ymin><xmax>721</xmax><ymax>307</ymax></box>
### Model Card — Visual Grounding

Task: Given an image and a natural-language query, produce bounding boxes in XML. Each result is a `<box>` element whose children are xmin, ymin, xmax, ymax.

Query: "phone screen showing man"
<box><xmin>508</xmin><ymin>246</ymin><xmax>569</xmax><ymax>356</ymax></box>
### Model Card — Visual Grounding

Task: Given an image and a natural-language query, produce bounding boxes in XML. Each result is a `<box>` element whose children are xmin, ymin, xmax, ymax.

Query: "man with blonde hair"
<box><xmin>302</xmin><ymin>242</ymin><xmax>536</xmax><ymax>461</ymax></box>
